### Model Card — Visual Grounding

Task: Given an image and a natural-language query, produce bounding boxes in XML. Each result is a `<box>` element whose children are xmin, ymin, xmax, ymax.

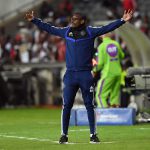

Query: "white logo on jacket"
<box><xmin>90</xmin><ymin>86</ymin><xmax>94</xmax><ymax>92</ymax></box>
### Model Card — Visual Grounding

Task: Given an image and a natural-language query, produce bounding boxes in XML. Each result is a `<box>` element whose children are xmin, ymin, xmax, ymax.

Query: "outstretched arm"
<box><xmin>88</xmin><ymin>10</ymin><xmax>133</xmax><ymax>37</ymax></box>
<box><xmin>25</xmin><ymin>11</ymin><xmax>68</xmax><ymax>38</ymax></box>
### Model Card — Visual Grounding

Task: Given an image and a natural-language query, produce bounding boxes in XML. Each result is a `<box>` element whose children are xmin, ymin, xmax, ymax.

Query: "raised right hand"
<box><xmin>122</xmin><ymin>9</ymin><xmax>133</xmax><ymax>22</ymax></box>
<box><xmin>25</xmin><ymin>11</ymin><xmax>34</xmax><ymax>21</ymax></box>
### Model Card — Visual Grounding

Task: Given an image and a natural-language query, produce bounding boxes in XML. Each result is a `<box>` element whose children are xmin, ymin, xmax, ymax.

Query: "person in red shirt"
<box><xmin>122</xmin><ymin>0</ymin><xmax>137</xmax><ymax>11</ymax></box>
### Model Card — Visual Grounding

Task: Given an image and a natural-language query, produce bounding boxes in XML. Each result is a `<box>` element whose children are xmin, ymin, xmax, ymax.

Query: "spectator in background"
<box><xmin>120</xmin><ymin>40</ymin><xmax>133</xmax><ymax>107</ymax></box>
<box><xmin>58</xmin><ymin>0</ymin><xmax>73</xmax><ymax>15</ymax></box>
<box><xmin>102</xmin><ymin>0</ymin><xmax>122</xmax><ymax>18</ymax></box>
<box><xmin>3</xmin><ymin>35</ymin><xmax>14</xmax><ymax>64</ymax></box>
<box><xmin>39</xmin><ymin>0</ymin><xmax>54</xmax><ymax>19</ymax></box>
<box><xmin>133</xmin><ymin>11</ymin><xmax>142</xmax><ymax>29</ymax></box>
<box><xmin>15</xmin><ymin>21</ymin><xmax>33</xmax><ymax>63</ymax></box>
<box><xmin>93</xmin><ymin>33</ymin><xmax>124</xmax><ymax>108</ymax></box>
<box><xmin>141</xmin><ymin>13</ymin><xmax>150</xmax><ymax>37</ymax></box>
<box><xmin>122</xmin><ymin>0</ymin><xmax>137</xmax><ymax>11</ymax></box>
<box><xmin>56</xmin><ymin>37</ymin><xmax>66</xmax><ymax>62</ymax></box>
<box><xmin>0</xmin><ymin>65</ymin><xmax>9</xmax><ymax>108</ymax></box>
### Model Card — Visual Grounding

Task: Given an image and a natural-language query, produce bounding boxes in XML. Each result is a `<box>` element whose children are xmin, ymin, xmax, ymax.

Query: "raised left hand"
<box><xmin>122</xmin><ymin>10</ymin><xmax>133</xmax><ymax>22</ymax></box>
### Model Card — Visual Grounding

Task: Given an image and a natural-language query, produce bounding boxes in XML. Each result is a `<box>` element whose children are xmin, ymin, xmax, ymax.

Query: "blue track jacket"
<box><xmin>32</xmin><ymin>18</ymin><xmax>125</xmax><ymax>71</ymax></box>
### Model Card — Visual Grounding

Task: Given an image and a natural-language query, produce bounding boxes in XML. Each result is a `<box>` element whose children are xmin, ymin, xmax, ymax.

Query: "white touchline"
<box><xmin>0</xmin><ymin>134</ymin><xmax>52</xmax><ymax>142</ymax></box>
<box><xmin>0</xmin><ymin>133</ymin><xmax>117</xmax><ymax>144</ymax></box>
<box><xmin>0</xmin><ymin>134</ymin><xmax>82</xmax><ymax>144</ymax></box>
<box><xmin>37</xmin><ymin>121</ymin><xmax>60</xmax><ymax>125</ymax></box>
<box><xmin>138</xmin><ymin>128</ymin><xmax>150</xmax><ymax>130</ymax></box>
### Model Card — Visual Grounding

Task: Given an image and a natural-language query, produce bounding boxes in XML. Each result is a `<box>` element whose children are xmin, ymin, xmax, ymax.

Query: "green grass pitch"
<box><xmin>0</xmin><ymin>108</ymin><xmax>150</xmax><ymax>150</ymax></box>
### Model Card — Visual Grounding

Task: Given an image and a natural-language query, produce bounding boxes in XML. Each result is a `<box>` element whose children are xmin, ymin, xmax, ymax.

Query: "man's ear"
<box><xmin>81</xmin><ymin>19</ymin><xmax>85</xmax><ymax>24</ymax></box>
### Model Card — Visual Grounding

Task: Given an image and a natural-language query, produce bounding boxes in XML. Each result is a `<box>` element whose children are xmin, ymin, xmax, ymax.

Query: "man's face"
<box><xmin>70</xmin><ymin>14</ymin><xmax>84</xmax><ymax>28</ymax></box>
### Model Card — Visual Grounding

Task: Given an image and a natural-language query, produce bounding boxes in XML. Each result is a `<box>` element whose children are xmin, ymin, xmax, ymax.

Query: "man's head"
<box><xmin>70</xmin><ymin>12</ymin><xmax>87</xmax><ymax>28</ymax></box>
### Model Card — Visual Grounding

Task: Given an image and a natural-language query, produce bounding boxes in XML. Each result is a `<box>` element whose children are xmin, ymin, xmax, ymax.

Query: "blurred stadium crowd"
<box><xmin>1</xmin><ymin>0</ymin><xmax>150</xmax><ymax>64</ymax></box>
<box><xmin>0</xmin><ymin>0</ymin><xmax>150</xmax><ymax>108</ymax></box>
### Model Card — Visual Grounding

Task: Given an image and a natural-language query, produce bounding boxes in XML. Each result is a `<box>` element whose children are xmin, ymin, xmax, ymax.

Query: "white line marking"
<box><xmin>0</xmin><ymin>122</ymin><xmax>60</xmax><ymax>126</ymax></box>
<box><xmin>103</xmin><ymin>141</ymin><xmax>116</xmax><ymax>144</ymax></box>
<box><xmin>37</xmin><ymin>122</ymin><xmax>60</xmax><ymax>125</ymax></box>
<box><xmin>0</xmin><ymin>133</ymin><xmax>116</xmax><ymax>144</ymax></box>
<box><xmin>138</xmin><ymin>128</ymin><xmax>150</xmax><ymax>130</ymax></box>
<box><xmin>0</xmin><ymin>134</ymin><xmax>51</xmax><ymax>142</ymax></box>
<box><xmin>0</xmin><ymin>134</ymin><xmax>79</xmax><ymax>144</ymax></box>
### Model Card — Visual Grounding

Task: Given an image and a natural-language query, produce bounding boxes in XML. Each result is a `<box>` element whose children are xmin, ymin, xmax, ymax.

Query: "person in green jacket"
<box><xmin>93</xmin><ymin>33</ymin><xmax>124</xmax><ymax>108</ymax></box>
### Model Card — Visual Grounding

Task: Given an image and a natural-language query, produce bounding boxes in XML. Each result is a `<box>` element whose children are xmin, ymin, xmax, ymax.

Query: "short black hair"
<box><xmin>72</xmin><ymin>12</ymin><xmax>87</xmax><ymax>21</ymax></box>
